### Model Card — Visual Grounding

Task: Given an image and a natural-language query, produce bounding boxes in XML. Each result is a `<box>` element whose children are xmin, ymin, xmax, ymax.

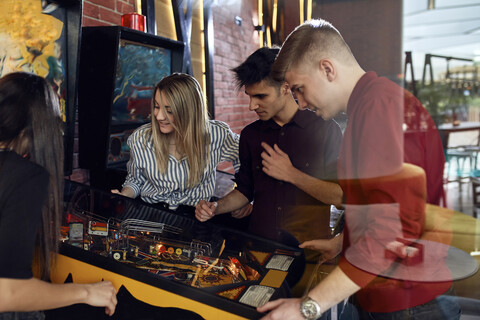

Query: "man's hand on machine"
<box><xmin>299</xmin><ymin>232</ymin><xmax>344</xmax><ymax>261</ymax></box>
<box><xmin>195</xmin><ymin>200</ymin><xmax>218</xmax><ymax>222</ymax></box>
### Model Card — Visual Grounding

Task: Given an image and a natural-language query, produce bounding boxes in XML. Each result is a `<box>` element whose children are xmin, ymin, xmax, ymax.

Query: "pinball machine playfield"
<box><xmin>51</xmin><ymin>181</ymin><xmax>305</xmax><ymax>319</ymax></box>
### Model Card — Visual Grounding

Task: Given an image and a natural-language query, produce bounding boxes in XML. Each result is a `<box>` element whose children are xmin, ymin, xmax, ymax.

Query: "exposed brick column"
<box><xmin>212</xmin><ymin>0</ymin><xmax>260</xmax><ymax>134</ymax></box>
<box><xmin>83</xmin><ymin>0</ymin><xmax>135</xmax><ymax>27</ymax></box>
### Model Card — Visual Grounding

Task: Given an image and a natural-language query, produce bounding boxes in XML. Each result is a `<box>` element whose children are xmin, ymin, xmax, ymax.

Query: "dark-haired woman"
<box><xmin>0</xmin><ymin>72</ymin><xmax>117</xmax><ymax>319</ymax></box>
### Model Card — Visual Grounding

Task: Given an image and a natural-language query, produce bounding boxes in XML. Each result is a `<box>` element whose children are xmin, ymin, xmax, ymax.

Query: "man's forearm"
<box><xmin>309</xmin><ymin>266</ymin><xmax>360</xmax><ymax>312</ymax></box>
<box><xmin>216</xmin><ymin>189</ymin><xmax>250</xmax><ymax>214</ymax></box>
<box><xmin>288</xmin><ymin>168</ymin><xmax>343</xmax><ymax>207</ymax></box>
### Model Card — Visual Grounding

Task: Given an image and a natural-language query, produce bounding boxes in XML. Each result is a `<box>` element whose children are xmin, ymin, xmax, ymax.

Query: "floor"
<box><xmin>446</xmin><ymin>178</ymin><xmax>475</xmax><ymax>216</ymax></box>
<box><xmin>445</xmin><ymin>130</ymin><xmax>479</xmax><ymax>216</ymax></box>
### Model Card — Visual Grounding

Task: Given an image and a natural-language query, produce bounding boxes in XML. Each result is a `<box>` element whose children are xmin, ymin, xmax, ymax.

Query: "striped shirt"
<box><xmin>123</xmin><ymin>120</ymin><xmax>240</xmax><ymax>210</ymax></box>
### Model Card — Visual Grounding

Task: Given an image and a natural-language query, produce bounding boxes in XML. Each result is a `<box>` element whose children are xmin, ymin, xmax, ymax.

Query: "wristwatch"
<box><xmin>300</xmin><ymin>296</ymin><xmax>322</xmax><ymax>319</ymax></box>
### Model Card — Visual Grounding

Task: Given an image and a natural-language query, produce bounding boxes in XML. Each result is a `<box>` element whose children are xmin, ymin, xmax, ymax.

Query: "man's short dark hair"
<box><xmin>232</xmin><ymin>47</ymin><xmax>281</xmax><ymax>89</ymax></box>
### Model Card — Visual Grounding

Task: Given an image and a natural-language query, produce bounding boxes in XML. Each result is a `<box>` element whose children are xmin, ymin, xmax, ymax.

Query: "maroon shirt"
<box><xmin>338</xmin><ymin>72</ymin><xmax>450</xmax><ymax>312</ymax></box>
<box><xmin>235</xmin><ymin>109</ymin><xmax>342</xmax><ymax>243</ymax></box>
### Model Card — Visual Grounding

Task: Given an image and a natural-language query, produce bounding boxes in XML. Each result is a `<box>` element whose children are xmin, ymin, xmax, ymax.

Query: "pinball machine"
<box><xmin>51</xmin><ymin>181</ymin><xmax>305</xmax><ymax>319</ymax></box>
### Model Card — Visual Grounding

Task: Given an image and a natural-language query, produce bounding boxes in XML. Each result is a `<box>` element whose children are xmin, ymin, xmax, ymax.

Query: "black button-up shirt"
<box><xmin>235</xmin><ymin>109</ymin><xmax>342</xmax><ymax>243</ymax></box>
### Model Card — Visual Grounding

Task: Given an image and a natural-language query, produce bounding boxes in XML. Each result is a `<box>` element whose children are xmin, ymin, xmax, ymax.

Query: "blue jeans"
<box><xmin>0</xmin><ymin>312</ymin><xmax>44</xmax><ymax>320</ymax></box>
<box><xmin>356</xmin><ymin>294</ymin><xmax>461</xmax><ymax>320</ymax></box>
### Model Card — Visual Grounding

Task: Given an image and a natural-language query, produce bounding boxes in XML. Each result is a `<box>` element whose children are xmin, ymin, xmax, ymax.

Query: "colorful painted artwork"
<box><xmin>112</xmin><ymin>40</ymin><xmax>172</xmax><ymax>125</ymax></box>
<box><xmin>0</xmin><ymin>0</ymin><xmax>68</xmax><ymax>121</ymax></box>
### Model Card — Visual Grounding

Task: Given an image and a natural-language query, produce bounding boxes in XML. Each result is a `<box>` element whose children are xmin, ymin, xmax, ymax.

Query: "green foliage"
<box><xmin>417</xmin><ymin>83</ymin><xmax>449</xmax><ymax>123</ymax></box>
<box><xmin>417</xmin><ymin>82</ymin><xmax>473</xmax><ymax>125</ymax></box>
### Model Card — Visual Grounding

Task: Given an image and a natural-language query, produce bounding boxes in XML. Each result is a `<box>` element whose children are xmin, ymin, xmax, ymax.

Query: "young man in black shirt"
<box><xmin>195</xmin><ymin>48</ymin><xmax>343</xmax><ymax>248</ymax></box>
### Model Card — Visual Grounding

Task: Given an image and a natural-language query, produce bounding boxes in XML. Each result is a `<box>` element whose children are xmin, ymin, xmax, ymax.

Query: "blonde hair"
<box><xmin>272</xmin><ymin>19</ymin><xmax>356</xmax><ymax>82</ymax></box>
<box><xmin>147</xmin><ymin>73</ymin><xmax>210</xmax><ymax>187</ymax></box>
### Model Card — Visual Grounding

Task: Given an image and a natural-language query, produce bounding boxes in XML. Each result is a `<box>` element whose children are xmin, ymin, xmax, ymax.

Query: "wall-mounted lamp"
<box><xmin>254</xmin><ymin>24</ymin><xmax>265</xmax><ymax>32</ymax></box>
<box><xmin>234</xmin><ymin>16</ymin><xmax>242</xmax><ymax>26</ymax></box>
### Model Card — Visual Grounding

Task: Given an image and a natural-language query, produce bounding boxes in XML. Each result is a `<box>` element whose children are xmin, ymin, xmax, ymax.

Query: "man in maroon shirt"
<box><xmin>195</xmin><ymin>48</ymin><xmax>343</xmax><ymax>249</ymax></box>
<box><xmin>258</xmin><ymin>19</ymin><xmax>457</xmax><ymax>320</ymax></box>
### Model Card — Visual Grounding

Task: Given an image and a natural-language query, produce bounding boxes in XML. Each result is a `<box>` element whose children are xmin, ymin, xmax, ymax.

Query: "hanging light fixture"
<box><xmin>299</xmin><ymin>0</ymin><xmax>304</xmax><ymax>23</ymax></box>
<box><xmin>272</xmin><ymin>0</ymin><xmax>278</xmax><ymax>33</ymax></box>
<box><xmin>428</xmin><ymin>0</ymin><xmax>435</xmax><ymax>10</ymax></box>
<box><xmin>306</xmin><ymin>0</ymin><xmax>312</xmax><ymax>21</ymax></box>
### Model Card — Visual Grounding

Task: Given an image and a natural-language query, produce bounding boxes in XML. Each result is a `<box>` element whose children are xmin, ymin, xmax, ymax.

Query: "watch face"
<box><xmin>301</xmin><ymin>298</ymin><xmax>321</xmax><ymax>319</ymax></box>
<box><xmin>305</xmin><ymin>301</ymin><xmax>317</xmax><ymax>316</ymax></box>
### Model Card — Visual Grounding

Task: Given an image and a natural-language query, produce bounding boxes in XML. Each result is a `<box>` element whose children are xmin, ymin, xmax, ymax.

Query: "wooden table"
<box><xmin>438</xmin><ymin>121</ymin><xmax>480</xmax><ymax>150</ymax></box>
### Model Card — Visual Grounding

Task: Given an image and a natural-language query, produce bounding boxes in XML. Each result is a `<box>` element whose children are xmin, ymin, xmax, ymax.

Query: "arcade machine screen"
<box><xmin>111</xmin><ymin>40</ymin><xmax>171</xmax><ymax>126</ymax></box>
<box><xmin>107</xmin><ymin>40</ymin><xmax>172</xmax><ymax>166</ymax></box>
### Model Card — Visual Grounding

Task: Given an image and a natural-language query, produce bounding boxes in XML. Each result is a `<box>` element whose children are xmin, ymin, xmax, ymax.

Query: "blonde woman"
<box><xmin>112</xmin><ymin>73</ymin><xmax>241</xmax><ymax>213</ymax></box>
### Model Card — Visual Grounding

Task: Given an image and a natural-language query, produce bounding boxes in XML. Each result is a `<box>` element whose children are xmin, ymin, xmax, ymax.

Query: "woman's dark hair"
<box><xmin>0</xmin><ymin>72</ymin><xmax>64</xmax><ymax>280</ymax></box>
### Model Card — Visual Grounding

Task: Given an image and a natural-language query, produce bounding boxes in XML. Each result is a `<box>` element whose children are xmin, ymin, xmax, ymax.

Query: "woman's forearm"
<box><xmin>0</xmin><ymin>278</ymin><xmax>117</xmax><ymax>315</ymax></box>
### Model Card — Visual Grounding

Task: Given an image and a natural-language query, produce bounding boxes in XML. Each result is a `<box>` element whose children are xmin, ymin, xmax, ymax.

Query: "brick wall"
<box><xmin>82</xmin><ymin>0</ymin><xmax>135</xmax><ymax>27</ymax></box>
<box><xmin>211</xmin><ymin>1</ymin><xmax>259</xmax><ymax>134</ymax></box>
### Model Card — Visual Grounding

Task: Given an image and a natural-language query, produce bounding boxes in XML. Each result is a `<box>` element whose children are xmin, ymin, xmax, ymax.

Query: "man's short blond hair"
<box><xmin>272</xmin><ymin>19</ymin><xmax>356</xmax><ymax>82</ymax></box>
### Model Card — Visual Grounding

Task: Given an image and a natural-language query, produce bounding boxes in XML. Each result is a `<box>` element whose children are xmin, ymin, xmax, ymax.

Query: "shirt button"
<box><xmin>277</xmin><ymin>206</ymin><xmax>282</xmax><ymax>211</ymax></box>
<box><xmin>280</xmin><ymin>132</ymin><xmax>285</xmax><ymax>136</ymax></box>
<box><xmin>256</xmin><ymin>165</ymin><xmax>260</xmax><ymax>170</ymax></box>
<box><xmin>305</xmin><ymin>162</ymin><xmax>310</xmax><ymax>167</ymax></box>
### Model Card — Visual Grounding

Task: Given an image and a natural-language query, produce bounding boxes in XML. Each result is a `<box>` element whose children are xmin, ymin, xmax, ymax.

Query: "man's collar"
<box><xmin>258</xmin><ymin>109</ymin><xmax>314</xmax><ymax>130</ymax></box>
<box><xmin>259</xmin><ymin>118</ymin><xmax>280</xmax><ymax>130</ymax></box>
